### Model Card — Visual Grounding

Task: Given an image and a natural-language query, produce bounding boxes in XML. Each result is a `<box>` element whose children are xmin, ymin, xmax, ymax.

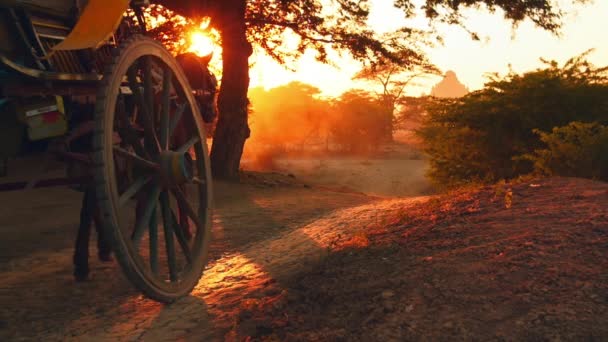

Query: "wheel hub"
<box><xmin>159</xmin><ymin>150</ymin><xmax>194</xmax><ymax>185</ymax></box>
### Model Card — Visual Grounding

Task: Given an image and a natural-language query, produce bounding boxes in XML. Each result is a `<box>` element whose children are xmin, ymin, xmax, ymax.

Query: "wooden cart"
<box><xmin>0</xmin><ymin>0</ymin><xmax>214</xmax><ymax>302</ymax></box>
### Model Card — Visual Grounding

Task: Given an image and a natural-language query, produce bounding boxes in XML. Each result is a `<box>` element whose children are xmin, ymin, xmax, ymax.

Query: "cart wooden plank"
<box><xmin>52</xmin><ymin>0</ymin><xmax>129</xmax><ymax>50</ymax></box>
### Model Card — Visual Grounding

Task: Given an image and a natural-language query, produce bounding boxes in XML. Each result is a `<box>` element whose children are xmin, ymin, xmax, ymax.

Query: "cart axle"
<box><xmin>159</xmin><ymin>150</ymin><xmax>194</xmax><ymax>186</ymax></box>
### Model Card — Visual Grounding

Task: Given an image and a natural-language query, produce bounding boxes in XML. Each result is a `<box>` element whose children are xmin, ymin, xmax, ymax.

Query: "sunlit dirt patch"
<box><xmin>192</xmin><ymin>253</ymin><xmax>288</xmax><ymax>339</ymax></box>
<box><xmin>338</xmin><ymin>232</ymin><xmax>370</xmax><ymax>249</ymax></box>
<box><xmin>87</xmin><ymin>187</ymin><xmax>384</xmax><ymax>340</ymax></box>
<box><xmin>178</xmin><ymin>197</ymin><xmax>425</xmax><ymax>340</ymax></box>
<box><xmin>299</xmin><ymin>198</ymin><xmax>429</xmax><ymax>250</ymax></box>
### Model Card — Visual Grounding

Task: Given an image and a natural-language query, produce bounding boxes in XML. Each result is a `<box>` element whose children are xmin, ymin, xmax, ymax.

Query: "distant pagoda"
<box><xmin>430</xmin><ymin>70</ymin><xmax>469</xmax><ymax>98</ymax></box>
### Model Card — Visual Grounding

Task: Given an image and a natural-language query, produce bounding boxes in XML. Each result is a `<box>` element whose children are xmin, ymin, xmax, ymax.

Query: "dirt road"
<box><xmin>0</xmin><ymin>172</ymin><xmax>378</xmax><ymax>341</ymax></box>
<box><xmin>1</xmin><ymin>175</ymin><xmax>606</xmax><ymax>341</ymax></box>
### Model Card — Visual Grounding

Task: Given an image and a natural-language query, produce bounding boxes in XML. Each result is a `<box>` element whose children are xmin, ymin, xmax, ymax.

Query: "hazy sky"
<box><xmin>249</xmin><ymin>0</ymin><xmax>608</xmax><ymax>97</ymax></box>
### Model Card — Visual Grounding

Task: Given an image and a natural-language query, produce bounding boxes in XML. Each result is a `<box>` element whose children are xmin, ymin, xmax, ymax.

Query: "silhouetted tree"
<box><xmin>248</xmin><ymin>82</ymin><xmax>329</xmax><ymax>149</ymax></box>
<box><xmin>330</xmin><ymin>90</ymin><xmax>386</xmax><ymax>152</ymax></box>
<box><xmin>140</xmin><ymin>5</ymin><xmax>190</xmax><ymax>55</ymax></box>
<box><xmin>354</xmin><ymin>52</ymin><xmax>439</xmax><ymax>142</ymax></box>
<box><xmin>157</xmin><ymin>0</ymin><xmax>588</xmax><ymax>179</ymax></box>
<box><xmin>394</xmin><ymin>95</ymin><xmax>434</xmax><ymax>131</ymax></box>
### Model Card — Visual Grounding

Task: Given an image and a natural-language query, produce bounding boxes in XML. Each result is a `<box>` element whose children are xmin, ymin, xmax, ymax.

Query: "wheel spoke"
<box><xmin>160</xmin><ymin>67</ymin><xmax>172</xmax><ymax>150</ymax></box>
<box><xmin>149</xmin><ymin>205</ymin><xmax>159</xmax><ymax>275</ymax></box>
<box><xmin>160</xmin><ymin>191</ymin><xmax>179</xmax><ymax>282</ymax></box>
<box><xmin>116</xmin><ymin>94</ymin><xmax>148</xmax><ymax>159</ymax></box>
<box><xmin>131</xmin><ymin>185</ymin><xmax>161</xmax><ymax>245</ymax></box>
<box><xmin>168</xmin><ymin>103</ymin><xmax>186</xmax><ymax>140</ymax></box>
<box><xmin>113</xmin><ymin>146</ymin><xmax>159</xmax><ymax>171</ymax></box>
<box><xmin>177</xmin><ymin>136</ymin><xmax>200</xmax><ymax>154</ymax></box>
<box><xmin>118</xmin><ymin>175</ymin><xmax>152</xmax><ymax>206</ymax></box>
<box><xmin>169</xmin><ymin>208</ymin><xmax>192</xmax><ymax>264</ymax></box>
<box><xmin>116</xmin><ymin>123</ymin><xmax>147</xmax><ymax>160</ymax></box>
<box><xmin>170</xmin><ymin>187</ymin><xmax>201</xmax><ymax>229</ymax></box>
<box><xmin>127</xmin><ymin>64</ymin><xmax>160</xmax><ymax>155</ymax></box>
<box><xmin>142</xmin><ymin>56</ymin><xmax>155</xmax><ymax>124</ymax></box>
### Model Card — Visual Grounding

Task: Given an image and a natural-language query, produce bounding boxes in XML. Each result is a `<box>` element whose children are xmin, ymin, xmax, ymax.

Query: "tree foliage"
<box><xmin>418</xmin><ymin>51</ymin><xmax>608</xmax><ymax>188</ymax></box>
<box><xmin>523</xmin><ymin>122</ymin><xmax>608</xmax><ymax>181</ymax></box>
<box><xmin>353</xmin><ymin>51</ymin><xmax>440</xmax><ymax>141</ymax></box>
<box><xmin>330</xmin><ymin>89</ymin><xmax>387</xmax><ymax>152</ymax></box>
<box><xmin>243</xmin><ymin>0</ymin><xmax>585</xmax><ymax>66</ymax></box>
<box><xmin>395</xmin><ymin>95</ymin><xmax>433</xmax><ymax>130</ymax></box>
<box><xmin>247</xmin><ymin>83</ymin><xmax>390</xmax><ymax>154</ymax></box>
<box><xmin>142</xmin><ymin>5</ymin><xmax>191</xmax><ymax>54</ymax></box>
<box><xmin>155</xmin><ymin>0</ymin><xmax>590</xmax><ymax>178</ymax></box>
<box><xmin>159</xmin><ymin>0</ymin><xmax>585</xmax><ymax>68</ymax></box>
<box><xmin>247</xmin><ymin>82</ymin><xmax>329</xmax><ymax>148</ymax></box>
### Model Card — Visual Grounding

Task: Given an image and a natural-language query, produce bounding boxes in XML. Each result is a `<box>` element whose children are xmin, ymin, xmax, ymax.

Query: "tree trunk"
<box><xmin>382</xmin><ymin>97</ymin><xmax>395</xmax><ymax>143</ymax></box>
<box><xmin>209</xmin><ymin>0</ymin><xmax>252</xmax><ymax>180</ymax></box>
<box><xmin>156</xmin><ymin>0</ymin><xmax>252</xmax><ymax>180</ymax></box>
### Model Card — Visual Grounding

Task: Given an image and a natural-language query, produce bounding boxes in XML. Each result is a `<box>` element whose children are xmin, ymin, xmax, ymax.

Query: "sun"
<box><xmin>186</xmin><ymin>20</ymin><xmax>220</xmax><ymax>58</ymax></box>
<box><xmin>188</xmin><ymin>31</ymin><xmax>215</xmax><ymax>56</ymax></box>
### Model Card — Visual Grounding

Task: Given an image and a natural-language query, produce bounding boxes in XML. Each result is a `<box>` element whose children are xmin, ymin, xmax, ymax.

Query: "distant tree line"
<box><xmin>246</xmin><ymin>81</ymin><xmax>429</xmax><ymax>155</ymax></box>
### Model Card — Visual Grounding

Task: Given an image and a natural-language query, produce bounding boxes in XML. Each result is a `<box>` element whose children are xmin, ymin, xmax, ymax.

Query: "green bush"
<box><xmin>523</xmin><ymin>122</ymin><xmax>608</xmax><ymax>181</ymax></box>
<box><xmin>417</xmin><ymin>51</ymin><xmax>608</xmax><ymax>188</ymax></box>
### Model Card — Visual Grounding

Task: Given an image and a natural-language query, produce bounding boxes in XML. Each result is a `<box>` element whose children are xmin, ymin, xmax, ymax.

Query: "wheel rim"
<box><xmin>95</xmin><ymin>37</ymin><xmax>212</xmax><ymax>300</ymax></box>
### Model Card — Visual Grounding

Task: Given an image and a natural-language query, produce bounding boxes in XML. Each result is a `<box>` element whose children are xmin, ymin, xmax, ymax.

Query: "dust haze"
<box><xmin>237</xmin><ymin>81</ymin><xmax>451</xmax><ymax>197</ymax></box>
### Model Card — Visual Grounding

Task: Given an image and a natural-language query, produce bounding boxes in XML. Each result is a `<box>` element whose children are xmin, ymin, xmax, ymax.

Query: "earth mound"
<box><xmin>238</xmin><ymin>177</ymin><xmax>608</xmax><ymax>340</ymax></box>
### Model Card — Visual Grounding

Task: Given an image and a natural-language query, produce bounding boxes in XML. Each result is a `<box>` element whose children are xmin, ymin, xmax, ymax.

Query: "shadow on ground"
<box><xmin>0</xmin><ymin>172</ymin><xmax>377</xmax><ymax>341</ymax></box>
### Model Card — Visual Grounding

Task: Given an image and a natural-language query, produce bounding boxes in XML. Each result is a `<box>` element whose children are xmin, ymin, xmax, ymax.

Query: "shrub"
<box><xmin>522</xmin><ymin>122</ymin><xmax>608</xmax><ymax>181</ymax></box>
<box><xmin>417</xmin><ymin>51</ymin><xmax>608</xmax><ymax>188</ymax></box>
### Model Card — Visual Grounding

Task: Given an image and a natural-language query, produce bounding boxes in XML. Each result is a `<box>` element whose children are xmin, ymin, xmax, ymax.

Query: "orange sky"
<box><xmin>248</xmin><ymin>0</ymin><xmax>608</xmax><ymax>97</ymax></box>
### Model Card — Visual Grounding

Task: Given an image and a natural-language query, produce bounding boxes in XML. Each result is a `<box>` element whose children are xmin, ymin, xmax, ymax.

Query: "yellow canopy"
<box><xmin>52</xmin><ymin>0</ymin><xmax>130</xmax><ymax>50</ymax></box>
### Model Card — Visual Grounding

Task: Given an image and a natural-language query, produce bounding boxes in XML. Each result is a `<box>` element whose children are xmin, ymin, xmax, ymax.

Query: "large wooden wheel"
<box><xmin>93</xmin><ymin>35</ymin><xmax>213</xmax><ymax>302</ymax></box>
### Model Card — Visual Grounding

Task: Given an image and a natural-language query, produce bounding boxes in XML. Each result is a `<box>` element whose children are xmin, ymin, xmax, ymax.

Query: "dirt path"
<box><xmin>0</xmin><ymin>172</ymin><xmax>378</xmax><ymax>341</ymax></box>
<box><xmin>1</xmin><ymin>176</ymin><xmax>606</xmax><ymax>341</ymax></box>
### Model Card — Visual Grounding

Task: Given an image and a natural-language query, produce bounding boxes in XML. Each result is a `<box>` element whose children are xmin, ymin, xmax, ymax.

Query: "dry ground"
<box><xmin>0</xmin><ymin>171</ymin><xmax>377</xmax><ymax>341</ymax></box>
<box><xmin>236</xmin><ymin>177</ymin><xmax>608</xmax><ymax>341</ymax></box>
<box><xmin>240</xmin><ymin>142</ymin><xmax>435</xmax><ymax>198</ymax></box>
<box><xmin>1</xmin><ymin>168</ymin><xmax>606</xmax><ymax>340</ymax></box>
